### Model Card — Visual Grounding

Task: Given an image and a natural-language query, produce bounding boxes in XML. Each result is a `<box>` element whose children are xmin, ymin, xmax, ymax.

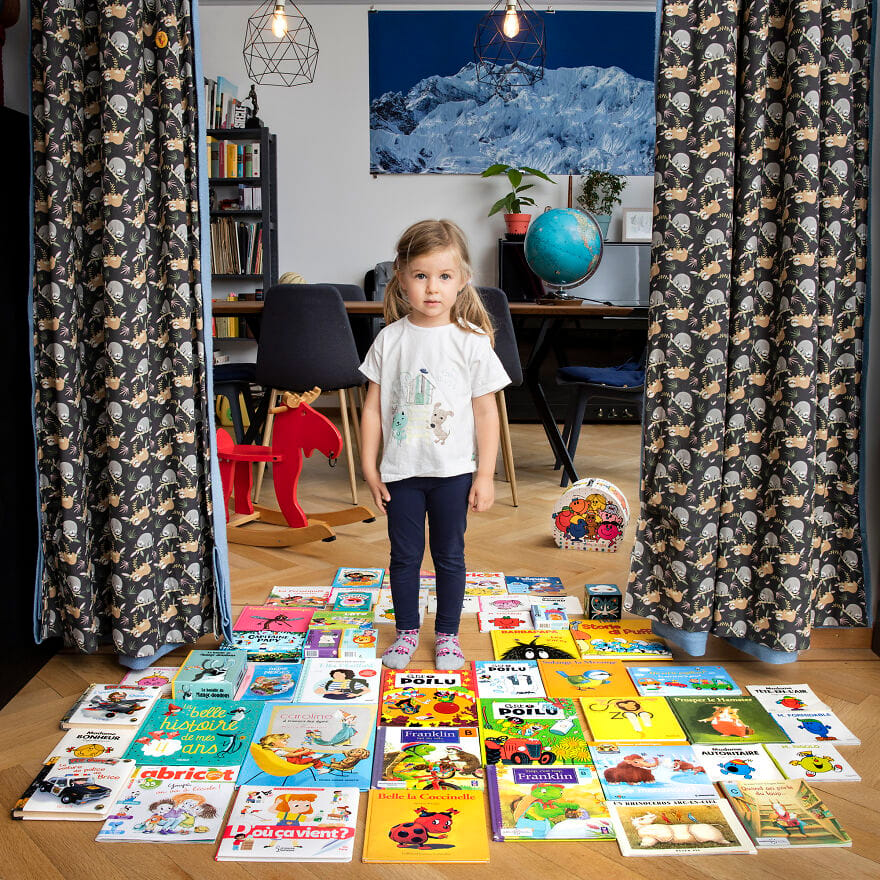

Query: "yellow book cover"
<box><xmin>490</xmin><ymin>629</ymin><xmax>579</xmax><ymax>662</ymax></box>
<box><xmin>362</xmin><ymin>789</ymin><xmax>489</xmax><ymax>862</ymax></box>
<box><xmin>580</xmin><ymin>696</ymin><xmax>688</xmax><ymax>743</ymax></box>
<box><xmin>539</xmin><ymin>659</ymin><xmax>637</xmax><ymax>699</ymax></box>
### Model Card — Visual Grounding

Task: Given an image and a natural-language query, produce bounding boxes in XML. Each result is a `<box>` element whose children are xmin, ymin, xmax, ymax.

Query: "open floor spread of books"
<box><xmin>12</xmin><ymin>568</ymin><xmax>859</xmax><ymax>861</ymax></box>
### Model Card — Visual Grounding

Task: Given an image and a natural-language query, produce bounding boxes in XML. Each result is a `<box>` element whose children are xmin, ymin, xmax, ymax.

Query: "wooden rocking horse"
<box><xmin>217</xmin><ymin>387</ymin><xmax>375</xmax><ymax>547</ymax></box>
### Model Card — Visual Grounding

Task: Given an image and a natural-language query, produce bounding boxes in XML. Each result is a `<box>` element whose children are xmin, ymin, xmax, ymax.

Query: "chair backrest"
<box><xmin>324</xmin><ymin>283</ymin><xmax>366</xmax><ymax>302</ymax></box>
<box><xmin>255</xmin><ymin>284</ymin><xmax>364</xmax><ymax>392</ymax></box>
<box><xmin>477</xmin><ymin>286</ymin><xmax>523</xmax><ymax>386</ymax></box>
<box><xmin>321</xmin><ymin>284</ymin><xmax>370</xmax><ymax>358</ymax></box>
<box><xmin>364</xmin><ymin>261</ymin><xmax>394</xmax><ymax>302</ymax></box>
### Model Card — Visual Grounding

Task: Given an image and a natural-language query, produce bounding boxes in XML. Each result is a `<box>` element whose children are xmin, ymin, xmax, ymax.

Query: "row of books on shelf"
<box><xmin>208</xmin><ymin>138</ymin><xmax>261</xmax><ymax>179</ymax></box>
<box><xmin>212</xmin><ymin>293</ymin><xmax>262</xmax><ymax>339</ymax></box>
<box><xmin>204</xmin><ymin>75</ymin><xmax>244</xmax><ymax>131</ymax></box>
<box><xmin>210</xmin><ymin>217</ymin><xmax>263</xmax><ymax>276</ymax></box>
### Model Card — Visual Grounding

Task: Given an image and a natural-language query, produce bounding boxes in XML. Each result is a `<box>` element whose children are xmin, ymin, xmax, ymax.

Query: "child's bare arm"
<box><xmin>470</xmin><ymin>391</ymin><xmax>500</xmax><ymax>512</ymax></box>
<box><xmin>360</xmin><ymin>381</ymin><xmax>389</xmax><ymax>512</ymax></box>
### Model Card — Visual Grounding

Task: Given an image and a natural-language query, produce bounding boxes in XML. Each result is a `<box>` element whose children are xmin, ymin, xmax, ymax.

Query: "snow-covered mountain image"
<box><xmin>370</xmin><ymin>62</ymin><xmax>655</xmax><ymax>176</ymax></box>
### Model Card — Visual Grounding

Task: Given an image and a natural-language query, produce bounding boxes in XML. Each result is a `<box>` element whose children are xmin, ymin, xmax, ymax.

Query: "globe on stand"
<box><xmin>523</xmin><ymin>208</ymin><xmax>604</xmax><ymax>302</ymax></box>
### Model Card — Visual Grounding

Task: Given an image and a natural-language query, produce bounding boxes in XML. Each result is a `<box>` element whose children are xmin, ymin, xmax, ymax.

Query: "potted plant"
<box><xmin>576</xmin><ymin>169</ymin><xmax>627</xmax><ymax>238</ymax></box>
<box><xmin>481</xmin><ymin>162</ymin><xmax>556</xmax><ymax>238</ymax></box>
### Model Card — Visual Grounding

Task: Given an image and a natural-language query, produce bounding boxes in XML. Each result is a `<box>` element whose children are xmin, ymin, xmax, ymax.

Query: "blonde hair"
<box><xmin>384</xmin><ymin>219</ymin><xmax>495</xmax><ymax>346</ymax></box>
<box><xmin>278</xmin><ymin>271</ymin><xmax>307</xmax><ymax>284</ymax></box>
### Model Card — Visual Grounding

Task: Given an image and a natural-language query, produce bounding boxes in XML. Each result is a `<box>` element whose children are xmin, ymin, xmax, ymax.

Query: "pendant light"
<box><xmin>243</xmin><ymin>0</ymin><xmax>319</xmax><ymax>87</ymax></box>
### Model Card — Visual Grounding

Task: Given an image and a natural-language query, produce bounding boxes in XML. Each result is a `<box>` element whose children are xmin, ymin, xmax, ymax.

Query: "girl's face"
<box><xmin>398</xmin><ymin>247</ymin><xmax>466</xmax><ymax>327</ymax></box>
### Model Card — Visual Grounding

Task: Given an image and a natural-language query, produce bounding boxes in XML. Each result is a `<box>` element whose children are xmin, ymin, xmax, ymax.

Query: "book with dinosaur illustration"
<box><xmin>43</xmin><ymin>728</ymin><xmax>137</xmax><ymax>762</ymax></box>
<box><xmin>373</xmin><ymin>726</ymin><xmax>484</xmax><ymax>790</ymax></box>
<box><xmin>608</xmin><ymin>797</ymin><xmax>756</xmax><ymax>856</ymax></box>
<box><xmin>238</xmin><ymin>702</ymin><xmax>377</xmax><ymax>790</ymax></box>
<box><xmin>588</xmin><ymin>743</ymin><xmax>716</xmax><ymax>801</ymax></box>
<box><xmin>477</xmin><ymin>698</ymin><xmax>591</xmax><ymax>766</ymax></box>
<box><xmin>504</xmin><ymin>575</ymin><xmax>566</xmax><ymax>596</ymax></box>
<box><xmin>627</xmin><ymin>665</ymin><xmax>741</xmax><ymax>697</ymax></box>
<box><xmin>172</xmin><ymin>649</ymin><xmax>248</xmax><ymax>700</ymax></box>
<box><xmin>766</xmin><ymin>709</ymin><xmax>860</xmax><ymax>746</ymax></box>
<box><xmin>486</xmin><ymin>763</ymin><xmax>613</xmax><ymax>841</ymax></box>
<box><xmin>473</xmin><ymin>660</ymin><xmax>545</xmax><ymax>698</ymax></box>
<box><xmin>96</xmin><ymin>765</ymin><xmax>237</xmax><ymax>842</ymax></box>
<box><xmin>668</xmin><ymin>696</ymin><xmax>790</xmax><ymax>745</ymax></box>
<box><xmin>226</xmin><ymin>630</ymin><xmax>307</xmax><ymax>662</ymax></box>
<box><xmin>745</xmin><ymin>683</ymin><xmax>827</xmax><ymax>714</ymax></box>
<box><xmin>264</xmin><ymin>586</ymin><xmax>333</xmax><ymax>608</ymax></box>
<box><xmin>232</xmin><ymin>605</ymin><xmax>315</xmax><ymax>633</ymax></box>
<box><xmin>216</xmin><ymin>785</ymin><xmax>359</xmax><ymax>861</ymax></box>
<box><xmin>571</xmin><ymin>623</ymin><xmax>672</xmax><ymax>660</ymax></box>
<box><xmin>538</xmin><ymin>659</ymin><xmax>636</xmax><ymax>699</ymax></box>
<box><xmin>292</xmin><ymin>658</ymin><xmax>383</xmax><ymax>705</ymax></box>
<box><xmin>332</xmin><ymin>566</ymin><xmax>385</xmax><ymax>588</ymax></box>
<box><xmin>118</xmin><ymin>666</ymin><xmax>177</xmax><ymax>699</ymax></box>
<box><xmin>763</xmin><ymin>742</ymin><xmax>861</xmax><ymax>782</ymax></box>
<box><xmin>122</xmin><ymin>699</ymin><xmax>263</xmax><ymax>767</ymax></box>
<box><xmin>362</xmin><ymin>789</ymin><xmax>490</xmax><ymax>862</ymax></box>
<box><xmin>234</xmin><ymin>663</ymin><xmax>302</xmax><ymax>701</ymax></box>
<box><xmin>379</xmin><ymin>668</ymin><xmax>479</xmax><ymax>728</ymax></box>
<box><xmin>580</xmin><ymin>696</ymin><xmax>688</xmax><ymax>743</ymax></box>
<box><xmin>691</xmin><ymin>744</ymin><xmax>785</xmax><ymax>783</ymax></box>
<box><xmin>60</xmin><ymin>684</ymin><xmax>162</xmax><ymax>730</ymax></box>
<box><xmin>490</xmin><ymin>629</ymin><xmax>579</xmax><ymax>662</ymax></box>
<box><xmin>464</xmin><ymin>571</ymin><xmax>508</xmax><ymax>595</ymax></box>
<box><xmin>721</xmin><ymin>779</ymin><xmax>851</xmax><ymax>848</ymax></box>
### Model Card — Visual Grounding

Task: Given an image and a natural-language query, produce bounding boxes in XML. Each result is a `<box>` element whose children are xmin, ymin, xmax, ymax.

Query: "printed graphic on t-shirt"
<box><xmin>390</xmin><ymin>368</ymin><xmax>454</xmax><ymax>447</ymax></box>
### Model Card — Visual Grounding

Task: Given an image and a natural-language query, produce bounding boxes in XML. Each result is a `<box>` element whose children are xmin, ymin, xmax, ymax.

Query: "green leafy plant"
<box><xmin>481</xmin><ymin>163</ymin><xmax>556</xmax><ymax>216</ymax></box>
<box><xmin>577</xmin><ymin>169</ymin><xmax>627</xmax><ymax>216</ymax></box>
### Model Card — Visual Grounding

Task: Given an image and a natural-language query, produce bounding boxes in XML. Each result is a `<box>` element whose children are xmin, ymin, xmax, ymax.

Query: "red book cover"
<box><xmin>233</xmin><ymin>605</ymin><xmax>315</xmax><ymax>634</ymax></box>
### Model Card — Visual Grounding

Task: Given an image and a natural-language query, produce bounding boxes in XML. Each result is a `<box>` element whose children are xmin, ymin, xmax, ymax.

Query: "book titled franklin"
<box><xmin>373</xmin><ymin>726</ymin><xmax>484</xmax><ymax>790</ymax></box>
<box><xmin>380</xmin><ymin>668</ymin><xmax>479</xmax><ymax>728</ymax></box>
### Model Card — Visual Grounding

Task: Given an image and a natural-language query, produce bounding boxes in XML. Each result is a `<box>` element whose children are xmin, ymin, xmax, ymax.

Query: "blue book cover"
<box><xmin>332</xmin><ymin>567</ymin><xmax>385</xmax><ymax>588</ymax></box>
<box><xmin>627</xmin><ymin>665</ymin><xmax>741</xmax><ymax>697</ymax></box>
<box><xmin>226</xmin><ymin>631</ymin><xmax>306</xmax><ymax>662</ymax></box>
<box><xmin>237</xmin><ymin>702</ymin><xmax>377</xmax><ymax>791</ymax></box>
<box><xmin>504</xmin><ymin>575</ymin><xmax>566</xmax><ymax>595</ymax></box>
<box><xmin>236</xmin><ymin>663</ymin><xmax>303</xmax><ymax>701</ymax></box>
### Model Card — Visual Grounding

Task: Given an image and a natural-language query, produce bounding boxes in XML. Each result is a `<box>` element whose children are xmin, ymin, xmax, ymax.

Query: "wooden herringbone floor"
<box><xmin>1</xmin><ymin>422</ymin><xmax>877</xmax><ymax>879</ymax></box>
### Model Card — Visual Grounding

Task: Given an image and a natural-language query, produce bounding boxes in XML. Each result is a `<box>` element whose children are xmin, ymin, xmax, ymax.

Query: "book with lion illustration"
<box><xmin>379</xmin><ymin>668</ymin><xmax>478</xmax><ymax>728</ymax></box>
<box><xmin>490</xmin><ymin>630</ymin><xmax>579</xmax><ymax>662</ymax></box>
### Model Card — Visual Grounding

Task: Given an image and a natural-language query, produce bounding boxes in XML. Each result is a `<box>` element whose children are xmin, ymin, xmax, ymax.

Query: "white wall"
<box><xmin>198</xmin><ymin>4</ymin><xmax>655</xmax><ymax>287</ymax></box>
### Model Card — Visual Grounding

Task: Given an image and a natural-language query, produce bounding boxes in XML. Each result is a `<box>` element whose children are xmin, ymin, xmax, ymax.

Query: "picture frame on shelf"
<box><xmin>621</xmin><ymin>208</ymin><xmax>653</xmax><ymax>242</ymax></box>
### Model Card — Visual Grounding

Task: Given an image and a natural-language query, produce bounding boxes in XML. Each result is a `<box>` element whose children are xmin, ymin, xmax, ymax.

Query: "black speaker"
<box><xmin>497</xmin><ymin>240</ymin><xmax>543</xmax><ymax>302</ymax></box>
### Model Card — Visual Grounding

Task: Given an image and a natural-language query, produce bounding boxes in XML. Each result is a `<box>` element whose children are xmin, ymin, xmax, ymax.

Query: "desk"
<box><xmin>211</xmin><ymin>299</ymin><xmax>646</xmax><ymax>484</ymax></box>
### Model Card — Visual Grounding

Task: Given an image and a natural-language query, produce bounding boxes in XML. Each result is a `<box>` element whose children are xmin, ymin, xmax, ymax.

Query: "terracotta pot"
<box><xmin>503</xmin><ymin>213</ymin><xmax>531</xmax><ymax>238</ymax></box>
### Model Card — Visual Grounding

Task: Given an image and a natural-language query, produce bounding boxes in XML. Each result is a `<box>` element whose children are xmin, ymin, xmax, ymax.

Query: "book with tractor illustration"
<box><xmin>504</xmin><ymin>575</ymin><xmax>566</xmax><ymax>596</ymax></box>
<box><xmin>118</xmin><ymin>666</ymin><xmax>177</xmax><ymax>698</ymax></box>
<box><xmin>238</xmin><ymin>702</ymin><xmax>378</xmax><ymax>791</ymax></box>
<box><xmin>361</xmin><ymin>788</ymin><xmax>490</xmax><ymax>863</ymax></box>
<box><xmin>292</xmin><ymin>658</ymin><xmax>383</xmax><ymax>705</ymax></box>
<box><xmin>473</xmin><ymin>660</ymin><xmax>545</xmax><ymax>698</ymax></box>
<box><xmin>234</xmin><ymin>662</ymin><xmax>302</xmax><ymax>701</ymax></box>
<box><xmin>588</xmin><ymin>743</ymin><xmax>716</xmax><ymax>802</ymax></box>
<box><xmin>745</xmin><ymin>683</ymin><xmax>826</xmax><ymax>714</ymax></box>
<box><xmin>379</xmin><ymin>668</ymin><xmax>479</xmax><ymax>728</ymax></box>
<box><xmin>571</xmin><ymin>622</ymin><xmax>672</xmax><ymax>660</ymax></box>
<box><xmin>264</xmin><ymin>586</ymin><xmax>333</xmax><ymax>608</ymax></box>
<box><xmin>721</xmin><ymin>779</ymin><xmax>851</xmax><ymax>848</ymax></box>
<box><xmin>691</xmin><ymin>744</ymin><xmax>785</xmax><ymax>783</ymax></box>
<box><xmin>44</xmin><ymin>727</ymin><xmax>137</xmax><ymax>762</ymax></box>
<box><xmin>668</xmin><ymin>696</ymin><xmax>790</xmax><ymax>745</ymax></box>
<box><xmin>122</xmin><ymin>699</ymin><xmax>262</xmax><ymax>767</ymax></box>
<box><xmin>373</xmin><ymin>726</ymin><xmax>484</xmax><ymax>790</ymax></box>
<box><xmin>763</xmin><ymin>742</ymin><xmax>861</xmax><ymax>782</ymax></box>
<box><xmin>477</xmin><ymin>697</ymin><xmax>591</xmax><ymax>766</ymax></box>
<box><xmin>538</xmin><ymin>659</ymin><xmax>636</xmax><ymax>699</ymax></box>
<box><xmin>332</xmin><ymin>566</ymin><xmax>385</xmax><ymax>588</ymax></box>
<box><xmin>580</xmin><ymin>696</ymin><xmax>688</xmax><ymax>743</ymax></box>
<box><xmin>490</xmin><ymin>629</ymin><xmax>579</xmax><ymax>662</ymax></box>
<box><xmin>486</xmin><ymin>763</ymin><xmax>613</xmax><ymax>841</ymax></box>
<box><xmin>60</xmin><ymin>684</ymin><xmax>162</xmax><ymax>730</ymax></box>
<box><xmin>216</xmin><ymin>785</ymin><xmax>359</xmax><ymax>861</ymax></box>
<box><xmin>232</xmin><ymin>605</ymin><xmax>315</xmax><ymax>633</ymax></box>
<box><xmin>95</xmin><ymin>765</ymin><xmax>237</xmax><ymax>842</ymax></box>
<box><xmin>767</xmin><ymin>710</ymin><xmax>860</xmax><ymax>746</ymax></box>
<box><xmin>627</xmin><ymin>665</ymin><xmax>741</xmax><ymax>697</ymax></box>
<box><xmin>608</xmin><ymin>797</ymin><xmax>756</xmax><ymax>856</ymax></box>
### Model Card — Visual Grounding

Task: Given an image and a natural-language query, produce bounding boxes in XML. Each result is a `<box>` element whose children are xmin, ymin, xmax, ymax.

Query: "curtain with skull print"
<box><xmin>626</xmin><ymin>0</ymin><xmax>871</xmax><ymax>659</ymax></box>
<box><xmin>31</xmin><ymin>0</ymin><xmax>229</xmax><ymax>660</ymax></box>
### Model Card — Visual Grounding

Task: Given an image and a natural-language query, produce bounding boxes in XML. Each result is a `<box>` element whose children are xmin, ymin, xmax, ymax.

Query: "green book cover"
<box><xmin>668</xmin><ymin>695</ymin><xmax>790</xmax><ymax>745</ymax></box>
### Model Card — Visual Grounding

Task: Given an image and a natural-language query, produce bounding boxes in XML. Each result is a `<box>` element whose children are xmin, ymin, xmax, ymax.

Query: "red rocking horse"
<box><xmin>217</xmin><ymin>387</ymin><xmax>375</xmax><ymax>547</ymax></box>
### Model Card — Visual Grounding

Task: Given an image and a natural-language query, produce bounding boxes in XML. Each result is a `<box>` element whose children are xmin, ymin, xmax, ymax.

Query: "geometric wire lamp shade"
<box><xmin>243</xmin><ymin>0</ymin><xmax>319</xmax><ymax>86</ymax></box>
<box><xmin>474</xmin><ymin>0</ymin><xmax>546</xmax><ymax>95</ymax></box>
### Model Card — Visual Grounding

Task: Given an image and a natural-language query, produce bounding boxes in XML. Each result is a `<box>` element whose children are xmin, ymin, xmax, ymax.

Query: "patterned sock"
<box><xmin>382</xmin><ymin>628</ymin><xmax>420</xmax><ymax>669</ymax></box>
<box><xmin>435</xmin><ymin>632</ymin><xmax>465</xmax><ymax>670</ymax></box>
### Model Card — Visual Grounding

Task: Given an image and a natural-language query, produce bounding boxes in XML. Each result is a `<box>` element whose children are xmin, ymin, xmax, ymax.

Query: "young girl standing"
<box><xmin>359</xmin><ymin>220</ymin><xmax>510</xmax><ymax>670</ymax></box>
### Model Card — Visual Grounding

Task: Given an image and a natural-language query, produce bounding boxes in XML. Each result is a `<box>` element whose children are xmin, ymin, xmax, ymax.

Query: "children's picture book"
<box><xmin>530</xmin><ymin>605</ymin><xmax>570</xmax><ymax>630</ymax></box>
<box><xmin>581</xmin><ymin>696</ymin><xmax>688</xmax><ymax>743</ymax></box>
<box><xmin>304</xmin><ymin>627</ymin><xmax>343</xmax><ymax>658</ymax></box>
<box><xmin>427</xmin><ymin>594</ymin><xmax>480</xmax><ymax>614</ymax></box>
<box><xmin>13</xmin><ymin>756</ymin><xmax>136</xmax><ymax>821</ymax></box>
<box><xmin>379</xmin><ymin>668</ymin><xmax>479</xmax><ymax>728</ymax></box>
<box><xmin>292</xmin><ymin>658</ymin><xmax>383</xmax><ymax>705</ymax></box>
<box><xmin>233</xmin><ymin>605</ymin><xmax>315</xmax><ymax>633</ymax></box>
<box><xmin>226</xmin><ymin>631</ymin><xmax>307</xmax><ymax>662</ymax></box>
<box><xmin>538</xmin><ymin>659</ymin><xmax>636</xmax><ymax>699</ymax></box>
<box><xmin>473</xmin><ymin>660</ymin><xmax>544</xmax><ymax>698</ymax></box>
<box><xmin>505</xmin><ymin>575</ymin><xmax>566</xmax><ymax>596</ymax></box>
<box><xmin>486</xmin><ymin>763</ymin><xmax>613</xmax><ymax>841</ymax></box>
<box><xmin>746</xmin><ymin>683</ymin><xmax>826</xmax><ymax>713</ymax></box>
<box><xmin>330</xmin><ymin>590</ymin><xmax>374</xmax><ymax>613</ymax></box>
<box><xmin>263</xmin><ymin>586</ymin><xmax>333</xmax><ymax>608</ymax></box>
<box><xmin>238</xmin><ymin>702</ymin><xmax>378</xmax><ymax>790</ymax></box>
<box><xmin>308</xmin><ymin>610</ymin><xmax>374</xmax><ymax>628</ymax></box>
<box><xmin>570</xmin><ymin>619</ymin><xmax>655</xmax><ymax>637</ymax></box>
<box><xmin>61</xmin><ymin>684</ymin><xmax>162</xmax><ymax>729</ymax></box>
<box><xmin>216</xmin><ymin>786</ymin><xmax>359</xmax><ymax>861</ymax></box>
<box><xmin>119</xmin><ymin>667</ymin><xmax>177</xmax><ymax>699</ymax></box>
<box><xmin>235</xmin><ymin>662</ymin><xmax>302</xmax><ymax>701</ymax></box>
<box><xmin>464</xmin><ymin>571</ymin><xmax>508</xmax><ymax>595</ymax></box>
<box><xmin>477</xmin><ymin>611</ymin><xmax>533</xmax><ymax>632</ymax></box>
<box><xmin>573</xmin><ymin>630</ymin><xmax>672</xmax><ymax>661</ymax></box>
<box><xmin>373</xmin><ymin>589</ymin><xmax>428</xmax><ymax>625</ymax></box>
<box><xmin>332</xmin><ymin>566</ymin><xmax>385</xmax><ymax>588</ymax></box>
<box><xmin>530</xmin><ymin>594</ymin><xmax>584</xmax><ymax>616</ymax></box>
<box><xmin>721</xmin><ymin>779</ymin><xmax>852</xmax><ymax>848</ymax></box>
<box><xmin>627</xmin><ymin>665</ymin><xmax>741</xmax><ymax>697</ymax></box>
<box><xmin>172</xmin><ymin>649</ymin><xmax>248</xmax><ymax>700</ymax></box>
<box><xmin>691</xmin><ymin>744</ymin><xmax>785</xmax><ymax>783</ymax></box>
<box><xmin>589</xmin><ymin>743</ymin><xmax>717</xmax><ymax>801</ymax></box>
<box><xmin>490</xmin><ymin>629</ymin><xmax>579</xmax><ymax>661</ymax></box>
<box><xmin>478</xmin><ymin>595</ymin><xmax>533</xmax><ymax>615</ymax></box>
<box><xmin>373</xmin><ymin>726</ymin><xmax>484</xmax><ymax>790</ymax></box>
<box><xmin>477</xmin><ymin>698</ymin><xmax>591</xmax><ymax>766</ymax></box>
<box><xmin>362</xmin><ymin>789</ymin><xmax>490</xmax><ymax>862</ymax></box>
<box><xmin>668</xmin><ymin>695</ymin><xmax>790</xmax><ymax>744</ymax></box>
<box><xmin>43</xmin><ymin>728</ymin><xmax>137</xmax><ymax>762</ymax></box>
<box><xmin>339</xmin><ymin>626</ymin><xmax>378</xmax><ymax>659</ymax></box>
<box><xmin>123</xmin><ymin>699</ymin><xmax>262</xmax><ymax>767</ymax></box>
<box><xmin>96</xmin><ymin>765</ymin><xmax>237</xmax><ymax>842</ymax></box>
<box><xmin>768</xmin><ymin>710</ymin><xmax>860</xmax><ymax>746</ymax></box>
<box><xmin>608</xmin><ymin>797</ymin><xmax>757</xmax><ymax>856</ymax></box>
<box><xmin>763</xmin><ymin>742</ymin><xmax>861</xmax><ymax>782</ymax></box>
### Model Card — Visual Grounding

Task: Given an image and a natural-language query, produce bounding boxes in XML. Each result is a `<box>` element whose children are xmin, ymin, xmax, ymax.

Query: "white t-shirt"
<box><xmin>359</xmin><ymin>317</ymin><xmax>511</xmax><ymax>482</ymax></box>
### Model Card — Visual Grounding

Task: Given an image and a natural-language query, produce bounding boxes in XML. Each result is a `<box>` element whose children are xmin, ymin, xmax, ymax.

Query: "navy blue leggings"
<box><xmin>385</xmin><ymin>473</ymin><xmax>472</xmax><ymax>634</ymax></box>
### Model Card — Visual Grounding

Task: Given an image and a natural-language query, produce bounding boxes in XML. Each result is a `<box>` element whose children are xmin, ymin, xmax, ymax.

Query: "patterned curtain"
<box><xmin>32</xmin><ymin>0</ymin><xmax>228</xmax><ymax>661</ymax></box>
<box><xmin>626</xmin><ymin>0</ymin><xmax>872</xmax><ymax>659</ymax></box>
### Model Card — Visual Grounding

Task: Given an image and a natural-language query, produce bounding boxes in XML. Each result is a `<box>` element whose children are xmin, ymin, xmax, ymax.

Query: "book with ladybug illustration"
<box><xmin>379</xmin><ymin>669</ymin><xmax>478</xmax><ymax>728</ymax></box>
